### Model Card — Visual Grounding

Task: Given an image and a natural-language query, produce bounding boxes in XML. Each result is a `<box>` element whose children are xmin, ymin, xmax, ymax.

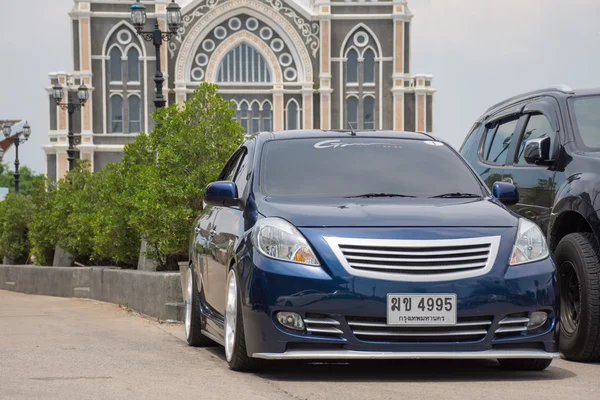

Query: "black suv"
<box><xmin>460</xmin><ymin>85</ymin><xmax>600</xmax><ymax>362</ymax></box>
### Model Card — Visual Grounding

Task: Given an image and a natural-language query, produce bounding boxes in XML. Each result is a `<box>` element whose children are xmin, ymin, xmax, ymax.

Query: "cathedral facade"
<box><xmin>44</xmin><ymin>0</ymin><xmax>435</xmax><ymax>181</ymax></box>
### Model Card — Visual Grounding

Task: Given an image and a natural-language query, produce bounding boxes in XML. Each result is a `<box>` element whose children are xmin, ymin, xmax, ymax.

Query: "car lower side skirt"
<box><xmin>252</xmin><ymin>349</ymin><xmax>560</xmax><ymax>360</ymax></box>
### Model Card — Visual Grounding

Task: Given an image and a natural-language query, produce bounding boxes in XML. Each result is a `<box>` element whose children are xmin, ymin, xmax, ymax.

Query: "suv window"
<box><xmin>459</xmin><ymin>122</ymin><xmax>482</xmax><ymax>160</ymax></box>
<box><xmin>260</xmin><ymin>138</ymin><xmax>484</xmax><ymax>198</ymax></box>
<box><xmin>570</xmin><ymin>95</ymin><xmax>600</xmax><ymax>151</ymax></box>
<box><xmin>515</xmin><ymin>114</ymin><xmax>556</xmax><ymax>165</ymax></box>
<box><xmin>219</xmin><ymin>151</ymin><xmax>243</xmax><ymax>181</ymax></box>
<box><xmin>482</xmin><ymin>118</ymin><xmax>519</xmax><ymax>164</ymax></box>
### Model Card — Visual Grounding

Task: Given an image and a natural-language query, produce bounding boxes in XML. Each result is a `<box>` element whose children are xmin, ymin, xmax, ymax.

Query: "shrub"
<box><xmin>124</xmin><ymin>83</ymin><xmax>244</xmax><ymax>269</ymax></box>
<box><xmin>0</xmin><ymin>193</ymin><xmax>34</xmax><ymax>263</ymax></box>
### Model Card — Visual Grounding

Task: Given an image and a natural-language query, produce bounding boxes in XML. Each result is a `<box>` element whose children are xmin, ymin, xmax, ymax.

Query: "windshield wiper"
<box><xmin>430</xmin><ymin>192</ymin><xmax>482</xmax><ymax>199</ymax></box>
<box><xmin>346</xmin><ymin>193</ymin><xmax>416</xmax><ymax>198</ymax></box>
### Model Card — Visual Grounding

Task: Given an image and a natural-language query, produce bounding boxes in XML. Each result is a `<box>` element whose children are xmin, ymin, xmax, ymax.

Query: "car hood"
<box><xmin>257</xmin><ymin>197</ymin><xmax>518</xmax><ymax>228</ymax></box>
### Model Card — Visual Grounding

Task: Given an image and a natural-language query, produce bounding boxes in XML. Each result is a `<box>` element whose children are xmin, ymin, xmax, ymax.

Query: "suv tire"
<box><xmin>556</xmin><ymin>232</ymin><xmax>600</xmax><ymax>362</ymax></box>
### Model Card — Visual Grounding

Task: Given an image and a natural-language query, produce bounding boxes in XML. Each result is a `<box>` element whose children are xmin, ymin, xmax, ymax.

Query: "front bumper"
<box><xmin>238</xmin><ymin>227</ymin><xmax>559</xmax><ymax>360</ymax></box>
<box><xmin>253</xmin><ymin>349</ymin><xmax>559</xmax><ymax>360</ymax></box>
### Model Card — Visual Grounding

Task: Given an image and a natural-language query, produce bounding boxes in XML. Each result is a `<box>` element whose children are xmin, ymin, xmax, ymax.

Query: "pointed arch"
<box><xmin>206</xmin><ymin>31</ymin><xmax>282</xmax><ymax>83</ymax></box>
<box><xmin>216</xmin><ymin>43</ymin><xmax>272</xmax><ymax>83</ymax></box>
<box><xmin>175</xmin><ymin>2</ymin><xmax>312</xmax><ymax>84</ymax></box>
<box><xmin>102</xmin><ymin>21</ymin><xmax>147</xmax><ymax>57</ymax></box>
<box><xmin>101</xmin><ymin>20</ymin><xmax>148</xmax><ymax>134</ymax></box>
<box><xmin>285</xmin><ymin>98</ymin><xmax>301</xmax><ymax>130</ymax></box>
<box><xmin>339</xmin><ymin>23</ymin><xmax>383</xmax><ymax>58</ymax></box>
<box><xmin>339</xmin><ymin>23</ymin><xmax>383</xmax><ymax>130</ymax></box>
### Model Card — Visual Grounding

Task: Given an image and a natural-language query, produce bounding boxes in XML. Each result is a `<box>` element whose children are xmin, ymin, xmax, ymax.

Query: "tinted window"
<box><xmin>234</xmin><ymin>152</ymin><xmax>250</xmax><ymax>195</ymax></box>
<box><xmin>515</xmin><ymin>114</ymin><xmax>555</xmax><ymax>165</ymax></box>
<box><xmin>260</xmin><ymin>138</ymin><xmax>483</xmax><ymax>198</ymax></box>
<box><xmin>570</xmin><ymin>95</ymin><xmax>600</xmax><ymax>150</ymax></box>
<box><xmin>220</xmin><ymin>151</ymin><xmax>243</xmax><ymax>181</ymax></box>
<box><xmin>459</xmin><ymin>122</ymin><xmax>482</xmax><ymax>160</ymax></box>
<box><xmin>483</xmin><ymin>118</ymin><xmax>519</xmax><ymax>164</ymax></box>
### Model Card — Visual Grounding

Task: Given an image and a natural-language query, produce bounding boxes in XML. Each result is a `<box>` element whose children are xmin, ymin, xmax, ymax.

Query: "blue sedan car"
<box><xmin>183</xmin><ymin>130</ymin><xmax>559</xmax><ymax>371</ymax></box>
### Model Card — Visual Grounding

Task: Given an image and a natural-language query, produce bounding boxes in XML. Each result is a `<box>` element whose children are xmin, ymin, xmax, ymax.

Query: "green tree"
<box><xmin>28</xmin><ymin>179</ymin><xmax>57</xmax><ymax>265</ymax></box>
<box><xmin>0</xmin><ymin>193</ymin><xmax>34</xmax><ymax>263</ymax></box>
<box><xmin>125</xmin><ymin>83</ymin><xmax>244</xmax><ymax>268</ymax></box>
<box><xmin>0</xmin><ymin>163</ymin><xmax>45</xmax><ymax>196</ymax></box>
<box><xmin>91</xmin><ymin>162</ymin><xmax>140</xmax><ymax>267</ymax></box>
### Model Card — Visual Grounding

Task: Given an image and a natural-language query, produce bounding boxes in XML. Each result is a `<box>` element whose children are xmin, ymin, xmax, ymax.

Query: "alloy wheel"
<box><xmin>225</xmin><ymin>271</ymin><xmax>238</xmax><ymax>362</ymax></box>
<box><xmin>560</xmin><ymin>261</ymin><xmax>582</xmax><ymax>335</ymax></box>
<box><xmin>185</xmin><ymin>268</ymin><xmax>193</xmax><ymax>339</ymax></box>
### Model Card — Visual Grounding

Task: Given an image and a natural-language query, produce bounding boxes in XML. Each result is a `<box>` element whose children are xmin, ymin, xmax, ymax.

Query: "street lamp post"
<box><xmin>130</xmin><ymin>0</ymin><xmax>182</xmax><ymax>109</ymax></box>
<box><xmin>52</xmin><ymin>82</ymin><xmax>90</xmax><ymax>171</ymax></box>
<box><xmin>2</xmin><ymin>121</ymin><xmax>31</xmax><ymax>194</ymax></box>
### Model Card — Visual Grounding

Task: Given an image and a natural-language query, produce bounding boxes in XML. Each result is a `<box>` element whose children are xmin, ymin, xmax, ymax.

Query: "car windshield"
<box><xmin>570</xmin><ymin>95</ymin><xmax>600</xmax><ymax>151</ymax></box>
<box><xmin>260</xmin><ymin>137</ymin><xmax>484</xmax><ymax>198</ymax></box>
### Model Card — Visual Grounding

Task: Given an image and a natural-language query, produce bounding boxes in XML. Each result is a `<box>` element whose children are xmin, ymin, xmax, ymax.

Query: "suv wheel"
<box><xmin>556</xmin><ymin>233</ymin><xmax>600</xmax><ymax>362</ymax></box>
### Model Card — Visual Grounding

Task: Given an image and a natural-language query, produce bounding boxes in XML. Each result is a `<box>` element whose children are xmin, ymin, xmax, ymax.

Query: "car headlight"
<box><xmin>509</xmin><ymin>218</ymin><xmax>549</xmax><ymax>265</ymax></box>
<box><xmin>251</xmin><ymin>218</ymin><xmax>320</xmax><ymax>266</ymax></box>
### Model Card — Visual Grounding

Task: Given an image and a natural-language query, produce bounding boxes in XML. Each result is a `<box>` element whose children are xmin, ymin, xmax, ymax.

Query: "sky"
<box><xmin>1</xmin><ymin>0</ymin><xmax>599</xmax><ymax>174</ymax></box>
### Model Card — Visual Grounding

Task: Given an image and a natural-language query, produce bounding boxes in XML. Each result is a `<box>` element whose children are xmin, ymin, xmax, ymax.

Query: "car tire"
<box><xmin>497</xmin><ymin>358</ymin><xmax>552</xmax><ymax>371</ymax></box>
<box><xmin>225</xmin><ymin>268</ymin><xmax>265</xmax><ymax>372</ymax></box>
<box><xmin>185</xmin><ymin>265</ymin><xmax>215</xmax><ymax>347</ymax></box>
<box><xmin>555</xmin><ymin>233</ymin><xmax>600</xmax><ymax>362</ymax></box>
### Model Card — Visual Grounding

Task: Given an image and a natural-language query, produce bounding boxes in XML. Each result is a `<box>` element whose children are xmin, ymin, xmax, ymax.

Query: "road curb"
<box><xmin>0</xmin><ymin>265</ymin><xmax>184</xmax><ymax>321</ymax></box>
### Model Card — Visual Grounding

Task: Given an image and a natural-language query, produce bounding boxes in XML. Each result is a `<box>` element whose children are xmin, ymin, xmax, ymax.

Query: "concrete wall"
<box><xmin>0</xmin><ymin>265</ymin><xmax>184</xmax><ymax>322</ymax></box>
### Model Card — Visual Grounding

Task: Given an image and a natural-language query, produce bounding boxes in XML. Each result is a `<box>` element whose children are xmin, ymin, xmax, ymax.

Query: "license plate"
<box><xmin>387</xmin><ymin>294</ymin><xmax>457</xmax><ymax>326</ymax></box>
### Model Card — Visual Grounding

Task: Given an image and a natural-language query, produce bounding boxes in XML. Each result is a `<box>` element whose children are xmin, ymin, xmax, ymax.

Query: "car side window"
<box><xmin>482</xmin><ymin>118</ymin><xmax>519</xmax><ymax>164</ymax></box>
<box><xmin>233</xmin><ymin>151</ymin><xmax>250</xmax><ymax>196</ymax></box>
<box><xmin>515</xmin><ymin>114</ymin><xmax>555</xmax><ymax>165</ymax></box>
<box><xmin>218</xmin><ymin>151</ymin><xmax>243</xmax><ymax>181</ymax></box>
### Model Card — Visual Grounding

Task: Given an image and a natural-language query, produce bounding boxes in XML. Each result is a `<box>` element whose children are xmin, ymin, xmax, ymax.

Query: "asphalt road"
<box><xmin>1</xmin><ymin>290</ymin><xmax>599</xmax><ymax>400</ymax></box>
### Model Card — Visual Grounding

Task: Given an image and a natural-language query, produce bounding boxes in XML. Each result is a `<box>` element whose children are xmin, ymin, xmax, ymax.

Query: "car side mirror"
<box><xmin>524</xmin><ymin>136</ymin><xmax>551</xmax><ymax>164</ymax></box>
<box><xmin>492</xmin><ymin>182</ymin><xmax>519</xmax><ymax>206</ymax></box>
<box><xmin>204</xmin><ymin>181</ymin><xmax>243</xmax><ymax>208</ymax></box>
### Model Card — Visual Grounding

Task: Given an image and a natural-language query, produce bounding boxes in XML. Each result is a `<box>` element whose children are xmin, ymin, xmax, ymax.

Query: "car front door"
<box><xmin>191</xmin><ymin>205</ymin><xmax>219</xmax><ymax>303</ymax></box>
<box><xmin>203</xmin><ymin>150</ymin><xmax>244</xmax><ymax>313</ymax></box>
<box><xmin>501</xmin><ymin>98</ymin><xmax>560</xmax><ymax>235</ymax></box>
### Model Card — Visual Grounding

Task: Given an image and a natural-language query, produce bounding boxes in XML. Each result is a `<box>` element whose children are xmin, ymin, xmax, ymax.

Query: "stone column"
<box><xmin>392</xmin><ymin>1</ymin><xmax>410</xmax><ymax>131</ymax></box>
<box><xmin>273</xmin><ymin>86</ymin><xmax>284</xmax><ymax>131</ymax></box>
<box><xmin>318</xmin><ymin>1</ymin><xmax>332</xmax><ymax>130</ymax></box>
<box><xmin>302</xmin><ymin>84</ymin><xmax>314</xmax><ymax>129</ymax></box>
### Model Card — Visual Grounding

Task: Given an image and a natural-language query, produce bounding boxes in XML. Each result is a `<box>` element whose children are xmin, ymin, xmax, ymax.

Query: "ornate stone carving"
<box><xmin>170</xmin><ymin>0</ymin><xmax>319</xmax><ymax>59</ymax></box>
<box><xmin>175</xmin><ymin>0</ymin><xmax>314</xmax><ymax>82</ymax></box>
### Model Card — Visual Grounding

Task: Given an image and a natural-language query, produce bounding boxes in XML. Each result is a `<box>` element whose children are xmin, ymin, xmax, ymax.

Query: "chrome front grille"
<box><xmin>347</xmin><ymin>316</ymin><xmax>493</xmax><ymax>343</ymax></box>
<box><xmin>304</xmin><ymin>314</ymin><xmax>344</xmax><ymax>338</ymax></box>
<box><xmin>324</xmin><ymin>236</ymin><xmax>500</xmax><ymax>282</ymax></box>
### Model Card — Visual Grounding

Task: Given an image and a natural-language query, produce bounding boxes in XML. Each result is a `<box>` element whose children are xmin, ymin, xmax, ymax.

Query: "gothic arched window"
<box><xmin>128</xmin><ymin>95</ymin><xmax>141</xmax><ymax>133</ymax></box>
<box><xmin>262</xmin><ymin>102</ymin><xmax>272</xmax><ymax>132</ymax></box>
<box><xmin>110</xmin><ymin>95</ymin><xmax>124</xmax><ymax>133</ymax></box>
<box><xmin>217</xmin><ymin>44</ymin><xmax>271</xmax><ymax>83</ymax></box>
<box><xmin>286</xmin><ymin>100</ymin><xmax>299</xmax><ymax>130</ymax></box>
<box><xmin>363</xmin><ymin>49</ymin><xmax>375</xmax><ymax>83</ymax></box>
<box><xmin>346</xmin><ymin>96</ymin><xmax>358</xmax><ymax>130</ymax></box>
<box><xmin>364</xmin><ymin>96</ymin><xmax>375</xmax><ymax>130</ymax></box>
<box><xmin>346</xmin><ymin>49</ymin><xmax>358</xmax><ymax>83</ymax></box>
<box><xmin>109</xmin><ymin>47</ymin><xmax>122</xmax><ymax>82</ymax></box>
<box><xmin>127</xmin><ymin>47</ymin><xmax>140</xmax><ymax>82</ymax></box>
